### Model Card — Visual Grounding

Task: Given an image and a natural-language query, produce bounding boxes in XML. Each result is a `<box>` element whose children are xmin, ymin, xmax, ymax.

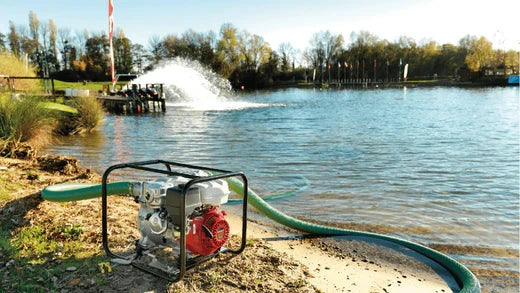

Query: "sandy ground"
<box><xmin>225</xmin><ymin>208</ymin><xmax>458</xmax><ymax>293</ymax></box>
<box><xmin>0</xmin><ymin>155</ymin><xmax>463</xmax><ymax>292</ymax></box>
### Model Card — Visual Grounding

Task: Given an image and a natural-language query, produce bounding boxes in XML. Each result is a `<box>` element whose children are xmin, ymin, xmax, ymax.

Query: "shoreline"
<box><xmin>0</xmin><ymin>154</ymin><xmax>468</xmax><ymax>292</ymax></box>
<box><xmin>260</xmin><ymin>80</ymin><xmax>517</xmax><ymax>90</ymax></box>
<box><xmin>46</xmin><ymin>78</ymin><xmax>517</xmax><ymax>98</ymax></box>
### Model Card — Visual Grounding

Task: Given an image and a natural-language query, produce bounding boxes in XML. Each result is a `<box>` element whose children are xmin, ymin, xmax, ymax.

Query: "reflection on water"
<box><xmin>46</xmin><ymin>87</ymin><xmax>520</xmax><ymax>281</ymax></box>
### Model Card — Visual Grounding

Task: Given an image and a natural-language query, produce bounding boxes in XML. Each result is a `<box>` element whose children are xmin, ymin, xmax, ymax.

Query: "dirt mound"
<box><xmin>37</xmin><ymin>155</ymin><xmax>84</xmax><ymax>175</ymax></box>
<box><xmin>0</xmin><ymin>142</ymin><xmax>37</xmax><ymax>159</ymax></box>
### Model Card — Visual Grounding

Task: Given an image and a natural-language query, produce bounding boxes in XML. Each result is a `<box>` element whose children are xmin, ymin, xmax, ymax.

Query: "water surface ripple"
<box><xmin>47</xmin><ymin>87</ymin><xmax>520</xmax><ymax>276</ymax></box>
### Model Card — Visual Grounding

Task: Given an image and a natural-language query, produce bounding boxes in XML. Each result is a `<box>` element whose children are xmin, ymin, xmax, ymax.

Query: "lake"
<box><xmin>47</xmin><ymin>86</ymin><xmax>520</xmax><ymax>285</ymax></box>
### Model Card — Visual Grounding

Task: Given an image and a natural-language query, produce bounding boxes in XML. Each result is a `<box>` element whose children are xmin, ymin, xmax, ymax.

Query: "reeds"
<box><xmin>72</xmin><ymin>96</ymin><xmax>103</xmax><ymax>132</ymax></box>
<box><xmin>54</xmin><ymin>97</ymin><xmax>103</xmax><ymax>135</ymax></box>
<box><xmin>0</xmin><ymin>94</ymin><xmax>54</xmax><ymax>157</ymax></box>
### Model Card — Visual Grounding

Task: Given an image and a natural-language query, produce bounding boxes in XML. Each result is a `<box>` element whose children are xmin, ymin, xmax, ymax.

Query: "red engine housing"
<box><xmin>186</xmin><ymin>207</ymin><xmax>229</xmax><ymax>256</ymax></box>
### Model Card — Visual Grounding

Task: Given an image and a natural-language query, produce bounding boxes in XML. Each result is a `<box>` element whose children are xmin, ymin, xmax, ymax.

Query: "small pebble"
<box><xmin>66</xmin><ymin>266</ymin><xmax>77</xmax><ymax>272</ymax></box>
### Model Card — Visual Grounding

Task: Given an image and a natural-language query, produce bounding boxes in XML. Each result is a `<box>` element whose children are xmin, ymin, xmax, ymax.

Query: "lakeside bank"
<box><xmin>0</xmin><ymin>154</ymin><xmax>461</xmax><ymax>292</ymax></box>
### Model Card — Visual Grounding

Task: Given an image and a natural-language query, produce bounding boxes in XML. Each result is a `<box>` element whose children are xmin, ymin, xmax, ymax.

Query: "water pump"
<box><xmin>101</xmin><ymin>160</ymin><xmax>248</xmax><ymax>281</ymax></box>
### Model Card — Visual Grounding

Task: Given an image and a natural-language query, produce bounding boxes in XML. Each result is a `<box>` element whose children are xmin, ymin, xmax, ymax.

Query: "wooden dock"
<box><xmin>98</xmin><ymin>95</ymin><xmax>166</xmax><ymax>113</ymax></box>
<box><xmin>98</xmin><ymin>84</ymin><xmax>166</xmax><ymax>114</ymax></box>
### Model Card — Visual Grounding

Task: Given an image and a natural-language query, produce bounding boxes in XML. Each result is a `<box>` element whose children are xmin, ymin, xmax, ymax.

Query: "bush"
<box><xmin>54</xmin><ymin>97</ymin><xmax>103</xmax><ymax>135</ymax></box>
<box><xmin>0</xmin><ymin>94</ymin><xmax>54</xmax><ymax>157</ymax></box>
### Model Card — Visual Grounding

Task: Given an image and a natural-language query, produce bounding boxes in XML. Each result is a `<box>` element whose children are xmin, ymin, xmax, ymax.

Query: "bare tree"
<box><xmin>74</xmin><ymin>29</ymin><xmax>89</xmax><ymax>56</ymax></box>
<box><xmin>28</xmin><ymin>10</ymin><xmax>39</xmax><ymax>43</ymax></box>
<box><xmin>49</xmin><ymin>19</ymin><xmax>57</xmax><ymax>56</ymax></box>
<box><xmin>147</xmin><ymin>34</ymin><xmax>163</xmax><ymax>64</ymax></box>
<box><xmin>57</xmin><ymin>27</ymin><xmax>71</xmax><ymax>52</ymax></box>
<box><xmin>8</xmin><ymin>21</ymin><xmax>21</xmax><ymax>55</ymax></box>
<box><xmin>40</xmin><ymin>22</ymin><xmax>49</xmax><ymax>49</ymax></box>
<box><xmin>279</xmin><ymin>42</ymin><xmax>295</xmax><ymax>71</ymax></box>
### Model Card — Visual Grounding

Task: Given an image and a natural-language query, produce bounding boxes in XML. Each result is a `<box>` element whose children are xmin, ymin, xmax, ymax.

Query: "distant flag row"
<box><xmin>321</xmin><ymin>59</ymin><xmax>403</xmax><ymax>69</ymax></box>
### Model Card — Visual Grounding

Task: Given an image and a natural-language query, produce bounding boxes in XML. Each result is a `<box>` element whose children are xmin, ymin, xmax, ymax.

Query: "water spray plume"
<box><xmin>131</xmin><ymin>58</ymin><xmax>274</xmax><ymax>111</ymax></box>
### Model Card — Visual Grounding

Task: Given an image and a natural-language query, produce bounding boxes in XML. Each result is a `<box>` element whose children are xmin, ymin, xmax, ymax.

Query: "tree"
<box><xmin>28</xmin><ymin>10</ymin><xmax>39</xmax><ymax>44</ymax></box>
<box><xmin>279</xmin><ymin>42</ymin><xmax>295</xmax><ymax>72</ymax></box>
<box><xmin>57</xmin><ymin>27</ymin><xmax>72</xmax><ymax>69</ymax></box>
<box><xmin>49</xmin><ymin>19</ymin><xmax>58</xmax><ymax>58</ymax></box>
<box><xmin>260</xmin><ymin>50</ymin><xmax>280</xmax><ymax>85</ymax></box>
<box><xmin>198</xmin><ymin>31</ymin><xmax>217</xmax><ymax>67</ymax></box>
<box><xmin>238</xmin><ymin>31</ymin><xmax>271</xmax><ymax>72</ymax></box>
<box><xmin>504</xmin><ymin>50</ymin><xmax>519</xmax><ymax>74</ymax></box>
<box><xmin>436</xmin><ymin>44</ymin><xmax>459</xmax><ymax>76</ymax></box>
<box><xmin>147</xmin><ymin>35</ymin><xmax>163</xmax><ymax>65</ymax></box>
<box><xmin>465</xmin><ymin>36</ymin><xmax>494</xmax><ymax>72</ymax></box>
<box><xmin>131</xmin><ymin>43</ymin><xmax>147</xmax><ymax>73</ymax></box>
<box><xmin>8</xmin><ymin>21</ymin><xmax>20</xmax><ymax>56</ymax></box>
<box><xmin>216</xmin><ymin>23</ymin><xmax>241</xmax><ymax>78</ymax></box>
<box><xmin>84</xmin><ymin>33</ymin><xmax>109</xmax><ymax>80</ymax></box>
<box><xmin>161</xmin><ymin>34</ymin><xmax>180</xmax><ymax>58</ymax></box>
<box><xmin>309</xmin><ymin>31</ymin><xmax>343</xmax><ymax>65</ymax></box>
<box><xmin>40</xmin><ymin>22</ymin><xmax>49</xmax><ymax>49</ymax></box>
<box><xmin>113</xmin><ymin>28</ymin><xmax>133</xmax><ymax>74</ymax></box>
<box><xmin>0</xmin><ymin>33</ymin><xmax>6</xmax><ymax>51</ymax></box>
<box><xmin>417</xmin><ymin>40</ymin><xmax>440</xmax><ymax>77</ymax></box>
<box><xmin>74</xmin><ymin>29</ymin><xmax>89</xmax><ymax>57</ymax></box>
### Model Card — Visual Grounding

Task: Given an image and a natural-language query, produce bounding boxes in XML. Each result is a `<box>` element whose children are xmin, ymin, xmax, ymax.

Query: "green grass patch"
<box><xmin>0</xmin><ymin>175</ymin><xmax>24</xmax><ymax>201</ymax></box>
<box><xmin>40</xmin><ymin>102</ymin><xmax>78</xmax><ymax>114</ymax></box>
<box><xmin>3</xmin><ymin>253</ymin><xmax>108</xmax><ymax>292</ymax></box>
<box><xmin>1</xmin><ymin>213</ymin><xmax>107</xmax><ymax>292</ymax></box>
<box><xmin>11</xmin><ymin>223</ymin><xmax>86</xmax><ymax>262</ymax></box>
<box><xmin>0</xmin><ymin>226</ymin><xmax>14</xmax><ymax>255</ymax></box>
<box><xmin>53</xmin><ymin>80</ymin><xmax>128</xmax><ymax>91</ymax></box>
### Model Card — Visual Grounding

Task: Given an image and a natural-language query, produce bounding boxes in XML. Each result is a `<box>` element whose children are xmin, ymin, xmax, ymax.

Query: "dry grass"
<box><xmin>71</xmin><ymin>97</ymin><xmax>103</xmax><ymax>132</ymax></box>
<box><xmin>0</xmin><ymin>51</ymin><xmax>40</xmax><ymax>93</ymax></box>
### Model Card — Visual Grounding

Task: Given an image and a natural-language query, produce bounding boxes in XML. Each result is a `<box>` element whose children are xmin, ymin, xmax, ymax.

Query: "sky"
<box><xmin>1</xmin><ymin>0</ymin><xmax>519</xmax><ymax>51</ymax></box>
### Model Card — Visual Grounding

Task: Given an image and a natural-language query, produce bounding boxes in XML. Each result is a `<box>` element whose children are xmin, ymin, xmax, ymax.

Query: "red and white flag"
<box><xmin>108</xmin><ymin>0</ymin><xmax>115</xmax><ymax>89</ymax></box>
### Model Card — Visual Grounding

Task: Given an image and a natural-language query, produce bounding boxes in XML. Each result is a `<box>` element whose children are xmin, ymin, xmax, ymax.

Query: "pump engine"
<box><xmin>131</xmin><ymin>172</ymin><xmax>230</xmax><ymax>257</ymax></box>
<box><xmin>101</xmin><ymin>161</ymin><xmax>247</xmax><ymax>281</ymax></box>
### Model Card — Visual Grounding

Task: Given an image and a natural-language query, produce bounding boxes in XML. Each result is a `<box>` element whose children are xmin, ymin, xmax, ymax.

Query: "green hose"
<box><xmin>227</xmin><ymin>175</ymin><xmax>309</xmax><ymax>204</ymax></box>
<box><xmin>41</xmin><ymin>178</ymin><xmax>480</xmax><ymax>292</ymax></box>
<box><xmin>41</xmin><ymin>181</ymin><xmax>131</xmax><ymax>202</ymax></box>
<box><xmin>225</xmin><ymin>177</ymin><xmax>480</xmax><ymax>293</ymax></box>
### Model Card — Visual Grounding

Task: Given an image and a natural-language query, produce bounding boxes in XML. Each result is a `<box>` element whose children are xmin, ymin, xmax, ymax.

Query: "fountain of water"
<box><xmin>131</xmin><ymin>58</ymin><xmax>274</xmax><ymax>111</ymax></box>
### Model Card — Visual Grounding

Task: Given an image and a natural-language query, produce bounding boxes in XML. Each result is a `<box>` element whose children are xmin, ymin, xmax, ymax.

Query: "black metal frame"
<box><xmin>101</xmin><ymin>160</ymin><xmax>248</xmax><ymax>282</ymax></box>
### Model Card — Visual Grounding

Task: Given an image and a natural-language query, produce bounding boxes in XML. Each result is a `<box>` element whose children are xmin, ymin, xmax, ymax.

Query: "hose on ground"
<box><xmin>224</xmin><ymin>177</ymin><xmax>480</xmax><ymax>293</ymax></box>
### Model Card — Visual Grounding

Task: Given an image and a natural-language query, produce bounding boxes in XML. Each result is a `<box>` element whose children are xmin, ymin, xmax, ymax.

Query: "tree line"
<box><xmin>1</xmin><ymin>10</ymin><xmax>518</xmax><ymax>88</ymax></box>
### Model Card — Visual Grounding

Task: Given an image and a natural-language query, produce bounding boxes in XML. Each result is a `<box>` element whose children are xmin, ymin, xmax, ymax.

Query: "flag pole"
<box><xmin>108</xmin><ymin>0</ymin><xmax>115</xmax><ymax>92</ymax></box>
